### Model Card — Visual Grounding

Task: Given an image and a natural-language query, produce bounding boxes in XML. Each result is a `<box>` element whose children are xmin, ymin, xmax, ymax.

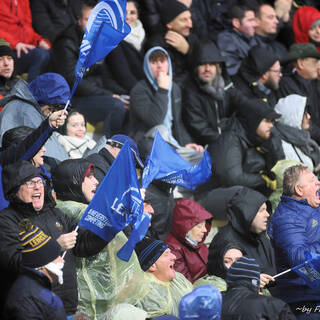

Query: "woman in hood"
<box><xmin>165</xmin><ymin>199</ymin><xmax>212</xmax><ymax>283</ymax></box>
<box><xmin>274</xmin><ymin>94</ymin><xmax>320</xmax><ymax>172</ymax></box>
<box><xmin>292</xmin><ymin>6</ymin><xmax>320</xmax><ymax>51</ymax></box>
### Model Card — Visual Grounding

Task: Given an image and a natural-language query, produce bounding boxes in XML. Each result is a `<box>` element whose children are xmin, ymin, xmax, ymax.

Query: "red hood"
<box><xmin>169</xmin><ymin>199</ymin><xmax>212</xmax><ymax>244</ymax></box>
<box><xmin>293</xmin><ymin>6</ymin><xmax>320</xmax><ymax>50</ymax></box>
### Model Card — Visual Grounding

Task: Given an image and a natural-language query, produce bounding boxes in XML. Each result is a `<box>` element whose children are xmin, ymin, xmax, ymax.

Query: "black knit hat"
<box><xmin>18</xmin><ymin>219</ymin><xmax>61</xmax><ymax>268</ymax></box>
<box><xmin>0</xmin><ymin>38</ymin><xmax>14</xmax><ymax>58</ymax></box>
<box><xmin>160</xmin><ymin>0</ymin><xmax>189</xmax><ymax>25</ymax></box>
<box><xmin>226</xmin><ymin>256</ymin><xmax>261</xmax><ymax>290</ymax></box>
<box><xmin>239</xmin><ymin>45</ymin><xmax>278</xmax><ymax>82</ymax></box>
<box><xmin>135</xmin><ymin>237</ymin><xmax>169</xmax><ymax>271</ymax></box>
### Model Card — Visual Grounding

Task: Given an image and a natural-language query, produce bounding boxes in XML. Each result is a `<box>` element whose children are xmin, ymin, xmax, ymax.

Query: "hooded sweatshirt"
<box><xmin>165</xmin><ymin>199</ymin><xmax>212</xmax><ymax>283</ymax></box>
<box><xmin>275</xmin><ymin>94</ymin><xmax>320</xmax><ymax>171</ymax></box>
<box><xmin>209</xmin><ymin>187</ymin><xmax>276</xmax><ymax>276</ymax></box>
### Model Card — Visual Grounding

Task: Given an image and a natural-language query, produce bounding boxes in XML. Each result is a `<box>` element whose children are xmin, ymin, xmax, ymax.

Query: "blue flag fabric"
<box><xmin>78</xmin><ymin>142</ymin><xmax>151</xmax><ymax>261</ymax></box>
<box><xmin>71</xmin><ymin>0</ymin><xmax>130</xmax><ymax>97</ymax></box>
<box><xmin>142</xmin><ymin>131</ymin><xmax>212</xmax><ymax>190</ymax></box>
<box><xmin>292</xmin><ymin>252</ymin><xmax>320</xmax><ymax>289</ymax></box>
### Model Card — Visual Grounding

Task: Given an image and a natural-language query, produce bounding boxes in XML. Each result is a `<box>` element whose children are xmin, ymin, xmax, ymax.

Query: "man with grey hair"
<box><xmin>268</xmin><ymin>164</ymin><xmax>320</xmax><ymax>319</ymax></box>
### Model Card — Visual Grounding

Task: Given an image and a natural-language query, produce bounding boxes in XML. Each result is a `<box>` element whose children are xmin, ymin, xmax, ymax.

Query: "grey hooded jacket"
<box><xmin>0</xmin><ymin>79</ymin><xmax>68</xmax><ymax>162</ymax></box>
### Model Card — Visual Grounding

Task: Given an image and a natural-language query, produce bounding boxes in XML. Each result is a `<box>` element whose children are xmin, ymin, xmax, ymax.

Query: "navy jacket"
<box><xmin>4</xmin><ymin>267</ymin><xmax>66</xmax><ymax>320</ymax></box>
<box><xmin>268</xmin><ymin>195</ymin><xmax>320</xmax><ymax>303</ymax></box>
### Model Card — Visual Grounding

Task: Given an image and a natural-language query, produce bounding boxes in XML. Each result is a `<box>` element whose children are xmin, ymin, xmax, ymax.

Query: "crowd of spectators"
<box><xmin>1</xmin><ymin>0</ymin><xmax>320</xmax><ymax>319</ymax></box>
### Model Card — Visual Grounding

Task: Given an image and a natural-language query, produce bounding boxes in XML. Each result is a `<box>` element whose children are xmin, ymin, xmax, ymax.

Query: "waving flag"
<box><xmin>273</xmin><ymin>252</ymin><xmax>320</xmax><ymax>289</ymax></box>
<box><xmin>78</xmin><ymin>142</ymin><xmax>151</xmax><ymax>262</ymax></box>
<box><xmin>142</xmin><ymin>131</ymin><xmax>212</xmax><ymax>190</ymax></box>
<box><xmin>68</xmin><ymin>0</ymin><xmax>130</xmax><ymax>102</ymax></box>
<box><xmin>293</xmin><ymin>252</ymin><xmax>320</xmax><ymax>289</ymax></box>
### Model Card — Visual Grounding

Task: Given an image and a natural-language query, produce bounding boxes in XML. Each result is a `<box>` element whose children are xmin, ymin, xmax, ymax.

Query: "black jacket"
<box><xmin>0</xmin><ymin>161</ymin><xmax>107</xmax><ymax>316</ymax></box>
<box><xmin>208</xmin><ymin>116</ymin><xmax>283</xmax><ymax>191</ymax></box>
<box><xmin>51</xmin><ymin>23</ymin><xmax>112</xmax><ymax>97</ymax></box>
<box><xmin>208</xmin><ymin>187</ymin><xmax>276</xmax><ymax>276</ymax></box>
<box><xmin>130</xmin><ymin>79</ymin><xmax>192</xmax><ymax>146</ymax></box>
<box><xmin>222</xmin><ymin>281</ymin><xmax>296</xmax><ymax>319</ymax></box>
<box><xmin>106</xmin><ymin>41</ymin><xmax>144</xmax><ymax>94</ymax></box>
<box><xmin>4</xmin><ymin>267</ymin><xmax>66</xmax><ymax>320</ymax></box>
<box><xmin>183</xmin><ymin>78</ymin><xmax>239</xmax><ymax>145</ymax></box>
<box><xmin>30</xmin><ymin>0</ymin><xmax>79</xmax><ymax>43</ymax></box>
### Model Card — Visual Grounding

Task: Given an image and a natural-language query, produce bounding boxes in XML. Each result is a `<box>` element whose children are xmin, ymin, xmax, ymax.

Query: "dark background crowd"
<box><xmin>1</xmin><ymin>0</ymin><xmax>320</xmax><ymax>319</ymax></box>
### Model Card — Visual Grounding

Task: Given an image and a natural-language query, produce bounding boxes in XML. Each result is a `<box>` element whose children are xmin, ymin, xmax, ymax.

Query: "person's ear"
<box><xmin>294</xmin><ymin>183</ymin><xmax>303</xmax><ymax>197</ymax></box>
<box><xmin>148</xmin><ymin>263</ymin><xmax>157</xmax><ymax>272</ymax></box>
<box><xmin>296</xmin><ymin>58</ymin><xmax>303</xmax><ymax>70</ymax></box>
<box><xmin>232</xmin><ymin>18</ymin><xmax>240</xmax><ymax>29</ymax></box>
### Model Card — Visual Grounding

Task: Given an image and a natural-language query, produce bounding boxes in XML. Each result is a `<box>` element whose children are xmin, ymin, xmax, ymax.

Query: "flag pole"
<box><xmin>273</xmin><ymin>260</ymin><xmax>308</xmax><ymax>279</ymax></box>
<box><xmin>61</xmin><ymin>225</ymin><xmax>79</xmax><ymax>259</ymax></box>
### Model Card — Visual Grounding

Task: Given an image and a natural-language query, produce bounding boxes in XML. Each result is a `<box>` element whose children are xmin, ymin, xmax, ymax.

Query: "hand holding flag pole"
<box><xmin>272</xmin><ymin>252</ymin><xmax>320</xmax><ymax>289</ymax></box>
<box><xmin>63</xmin><ymin>0</ymin><xmax>131</xmax><ymax>113</ymax></box>
<box><xmin>61</xmin><ymin>142</ymin><xmax>150</xmax><ymax>262</ymax></box>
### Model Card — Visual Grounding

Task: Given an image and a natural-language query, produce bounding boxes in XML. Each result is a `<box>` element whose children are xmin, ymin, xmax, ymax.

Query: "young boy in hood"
<box><xmin>130</xmin><ymin>46</ymin><xmax>203</xmax><ymax>165</ymax></box>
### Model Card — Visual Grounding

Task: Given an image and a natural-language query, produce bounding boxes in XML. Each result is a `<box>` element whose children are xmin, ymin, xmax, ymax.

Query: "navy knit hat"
<box><xmin>226</xmin><ymin>256</ymin><xmax>261</xmax><ymax>289</ymax></box>
<box><xmin>0</xmin><ymin>39</ymin><xmax>14</xmax><ymax>58</ymax></box>
<box><xmin>28</xmin><ymin>73</ymin><xmax>70</xmax><ymax>106</ymax></box>
<box><xmin>135</xmin><ymin>237</ymin><xmax>169</xmax><ymax>271</ymax></box>
<box><xmin>19</xmin><ymin>219</ymin><xmax>61</xmax><ymax>268</ymax></box>
<box><xmin>160</xmin><ymin>0</ymin><xmax>189</xmax><ymax>25</ymax></box>
<box><xmin>107</xmin><ymin>134</ymin><xmax>144</xmax><ymax>168</ymax></box>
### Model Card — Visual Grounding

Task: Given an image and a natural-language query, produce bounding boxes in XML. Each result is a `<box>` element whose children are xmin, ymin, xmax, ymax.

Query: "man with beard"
<box><xmin>233</xmin><ymin>45</ymin><xmax>282</xmax><ymax>108</ymax></box>
<box><xmin>183</xmin><ymin>40</ymin><xmax>239</xmax><ymax>146</ymax></box>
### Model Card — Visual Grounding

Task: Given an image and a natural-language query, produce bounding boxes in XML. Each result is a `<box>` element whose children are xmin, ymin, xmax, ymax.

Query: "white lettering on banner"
<box><xmin>84</xmin><ymin>209</ymin><xmax>112</xmax><ymax>229</ymax></box>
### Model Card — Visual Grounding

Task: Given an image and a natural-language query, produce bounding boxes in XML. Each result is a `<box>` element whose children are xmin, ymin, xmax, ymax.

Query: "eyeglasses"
<box><xmin>24</xmin><ymin>179</ymin><xmax>45</xmax><ymax>189</ymax></box>
<box><xmin>269</xmin><ymin>68</ymin><xmax>282</xmax><ymax>74</ymax></box>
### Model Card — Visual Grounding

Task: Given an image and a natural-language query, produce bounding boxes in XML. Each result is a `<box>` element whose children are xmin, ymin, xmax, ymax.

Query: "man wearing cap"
<box><xmin>0</xmin><ymin>39</ymin><xmax>19</xmax><ymax>99</ymax></box>
<box><xmin>217</xmin><ymin>4</ymin><xmax>258</xmax><ymax>76</ymax></box>
<box><xmin>0</xmin><ymin>73</ymin><xmax>70</xmax><ymax>163</ymax></box>
<box><xmin>4</xmin><ymin>219</ymin><xmax>66</xmax><ymax>319</ymax></box>
<box><xmin>145</xmin><ymin>0</ymin><xmax>198</xmax><ymax>85</ymax></box>
<box><xmin>222</xmin><ymin>256</ymin><xmax>295</xmax><ymax>319</ymax></box>
<box><xmin>86</xmin><ymin>134</ymin><xmax>145</xmax><ymax>183</ymax></box>
<box><xmin>0</xmin><ymin>160</ymin><xmax>108</xmax><ymax>317</ymax></box>
<box><xmin>208</xmin><ymin>98</ymin><xmax>284</xmax><ymax>194</ymax></box>
<box><xmin>233</xmin><ymin>45</ymin><xmax>282</xmax><ymax>108</ymax></box>
<box><xmin>183</xmin><ymin>40</ymin><xmax>239</xmax><ymax>145</ymax></box>
<box><xmin>134</xmin><ymin>237</ymin><xmax>193</xmax><ymax>318</ymax></box>
<box><xmin>277</xmin><ymin>43</ymin><xmax>320</xmax><ymax>144</ymax></box>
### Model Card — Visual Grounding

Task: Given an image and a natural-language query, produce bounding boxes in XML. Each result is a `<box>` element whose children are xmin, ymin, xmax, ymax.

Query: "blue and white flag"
<box><xmin>70</xmin><ymin>0</ymin><xmax>130</xmax><ymax>98</ymax></box>
<box><xmin>292</xmin><ymin>252</ymin><xmax>320</xmax><ymax>289</ymax></box>
<box><xmin>142</xmin><ymin>131</ymin><xmax>212</xmax><ymax>190</ymax></box>
<box><xmin>78</xmin><ymin>142</ymin><xmax>151</xmax><ymax>262</ymax></box>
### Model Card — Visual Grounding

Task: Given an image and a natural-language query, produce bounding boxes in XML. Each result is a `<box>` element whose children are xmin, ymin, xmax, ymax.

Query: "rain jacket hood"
<box><xmin>292</xmin><ymin>6</ymin><xmax>320</xmax><ymax>51</ymax></box>
<box><xmin>52</xmin><ymin>159</ymin><xmax>94</xmax><ymax>204</ymax></box>
<box><xmin>170</xmin><ymin>199</ymin><xmax>212</xmax><ymax>245</ymax></box>
<box><xmin>227</xmin><ymin>187</ymin><xmax>271</xmax><ymax>241</ymax></box>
